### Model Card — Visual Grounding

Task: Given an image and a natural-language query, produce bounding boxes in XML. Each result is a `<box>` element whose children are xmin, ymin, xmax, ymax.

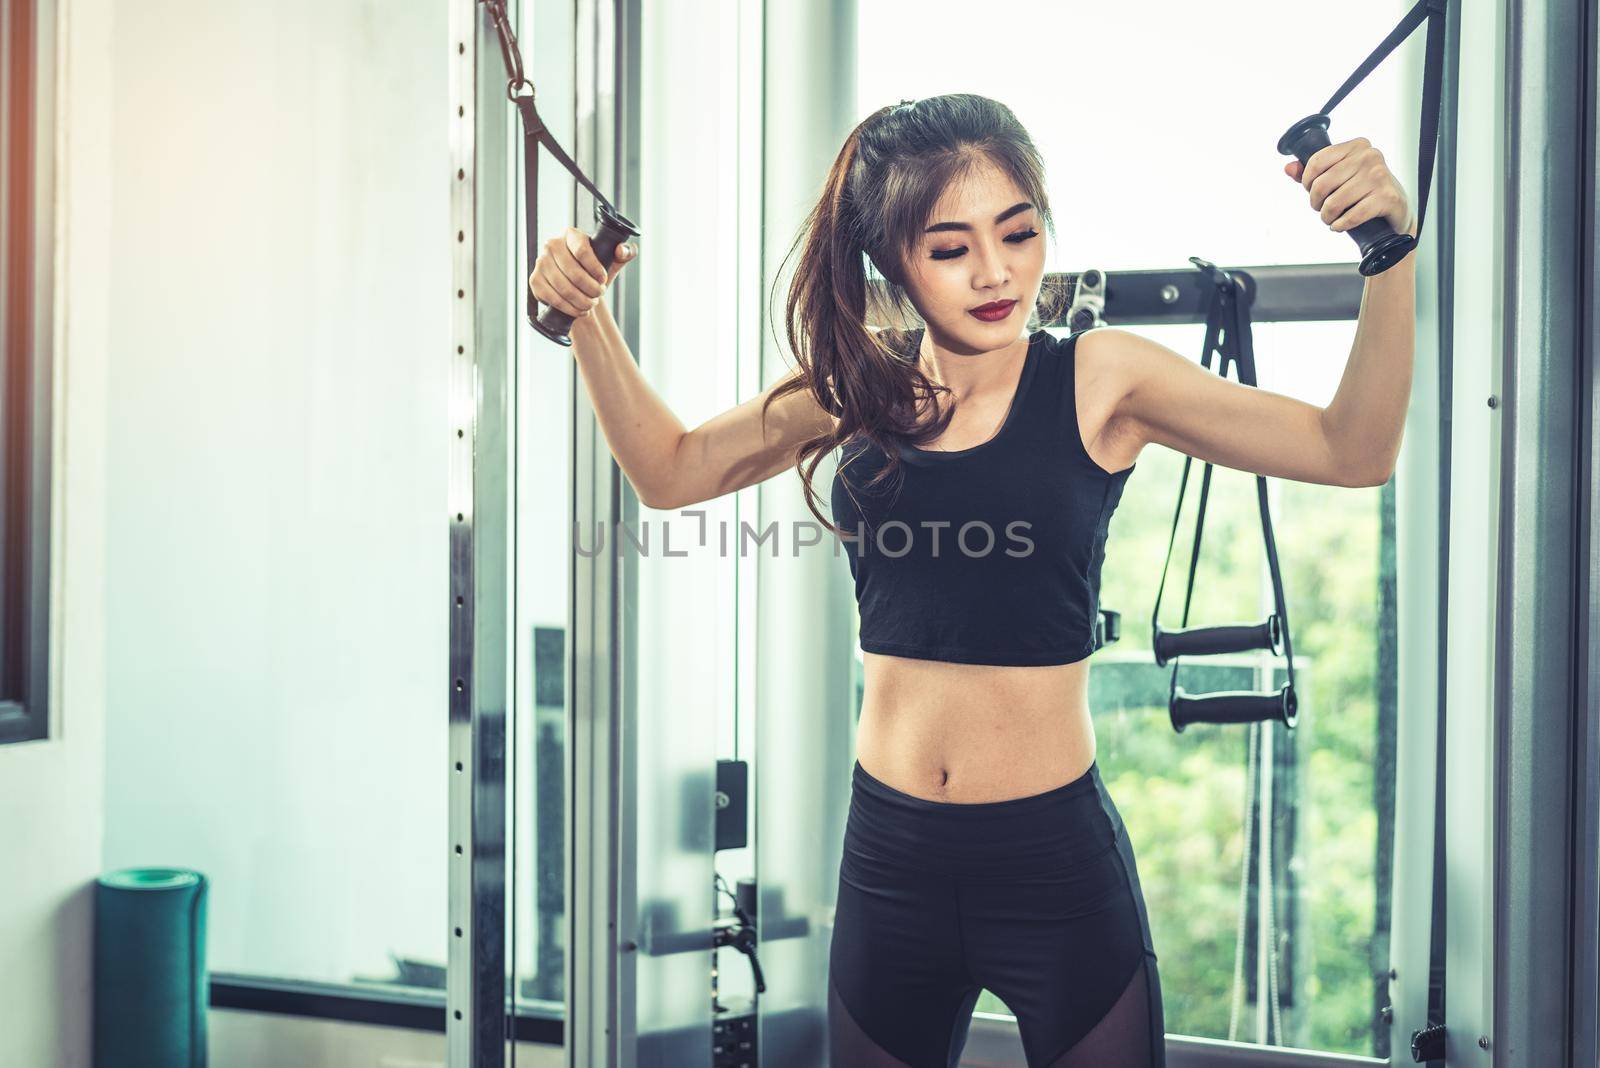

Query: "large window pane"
<box><xmin>510</xmin><ymin>0</ymin><xmax>578</xmax><ymax>1016</ymax></box>
<box><xmin>101</xmin><ymin>2</ymin><xmax>450</xmax><ymax>996</ymax></box>
<box><xmin>1091</xmin><ymin>320</ymin><xmax>1395</xmax><ymax>1056</ymax></box>
<box><xmin>852</xmin><ymin>0</ymin><xmax>1418</xmax><ymax>1047</ymax></box>
<box><xmin>858</xmin><ymin>0</ymin><xmax>1416</xmax><ymax>273</ymax></box>
<box><xmin>847</xmin><ymin>321</ymin><xmax>1399</xmax><ymax>1057</ymax></box>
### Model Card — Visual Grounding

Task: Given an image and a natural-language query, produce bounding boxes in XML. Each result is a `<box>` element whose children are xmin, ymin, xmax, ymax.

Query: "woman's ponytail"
<box><xmin>762</xmin><ymin>94</ymin><xmax>1056</xmax><ymax>537</ymax></box>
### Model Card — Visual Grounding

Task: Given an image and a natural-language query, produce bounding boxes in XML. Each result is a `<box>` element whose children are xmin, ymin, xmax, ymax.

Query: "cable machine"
<box><xmin>459</xmin><ymin>0</ymin><xmax>1450</xmax><ymax>1062</ymax></box>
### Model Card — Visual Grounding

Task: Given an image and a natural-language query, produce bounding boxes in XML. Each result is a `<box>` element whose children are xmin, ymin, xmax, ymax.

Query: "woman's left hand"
<box><xmin>1284</xmin><ymin>136</ymin><xmax>1416</xmax><ymax>239</ymax></box>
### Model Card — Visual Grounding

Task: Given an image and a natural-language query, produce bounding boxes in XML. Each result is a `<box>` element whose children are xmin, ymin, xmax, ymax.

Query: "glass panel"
<box><xmin>507</xmin><ymin>0</ymin><xmax>756</xmax><ymax>1049</ymax></box>
<box><xmin>100</xmin><ymin>3</ymin><xmax>451</xmax><ymax>995</ymax></box>
<box><xmin>858</xmin><ymin>0</ymin><xmax>1417</xmax><ymax>273</ymax></box>
<box><xmin>510</xmin><ymin>0</ymin><xmax>577</xmax><ymax>1021</ymax></box>
<box><xmin>628</xmin><ymin>0</ymin><xmax>751</xmax><ymax>1057</ymax></box>
<box><xmin>853</xmin><ymin>3</ymin><xmax>1421</xmax><ymax>1055</ymax></box>
<box><xmin>843</xmin><ymin>321</ymin><xmax>1401</xmax><ymax>1058</ymax></box>
<box><xmin>1089</xmin><ymin>320</ymin><xmax>1396</xmax><ymax>1056</ymax></box>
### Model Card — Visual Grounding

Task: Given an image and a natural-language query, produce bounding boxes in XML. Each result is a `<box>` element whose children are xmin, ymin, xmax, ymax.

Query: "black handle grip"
<box><xmin>1277</xmin><ymin>113</ymin><xmax>1416</xmax><ymax>277</ymax></box>
<box><xmin>1410</xmin><ymin>1023</ymin><xmax>1447</xmax><ymax>1062</ymax></box>
<box><xmin>1153</xmin><ymin>615</ymin><xmax>1281</xmax><ymax>667</ymax></box>
<box><xmin>532</xmin><ymin>203</ymin><xmax>641</xmax><ymax>347</ymax></box>
<box><xmin>1169</xmin><ymin>682</ymin><xmax>1298</xmax><ymax>733</ymax></box>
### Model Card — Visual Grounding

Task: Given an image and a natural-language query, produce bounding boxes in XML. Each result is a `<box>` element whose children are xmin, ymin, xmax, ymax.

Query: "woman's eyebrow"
<box><xmin>924</xmin><ymin>201</ymin><xmax>1034</xmax><ymax>234</ymax></box>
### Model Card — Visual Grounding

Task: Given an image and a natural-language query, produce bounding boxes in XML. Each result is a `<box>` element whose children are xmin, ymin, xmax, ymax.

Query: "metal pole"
<box><xmin>450</xmin><ymin>1</ymin><xmax>512</xmax><ymax>1063</ymax></box>
<box><xmin>569</xmin><ymin>0</ymin><xmax>633</xmax><ymax>1062</ymax></box>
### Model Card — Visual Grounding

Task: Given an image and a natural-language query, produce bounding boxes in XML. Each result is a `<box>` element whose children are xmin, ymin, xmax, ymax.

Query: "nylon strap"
<box><xmin>482</xmin><ymin>1</ymin><xmax>623</xmax><ymax>326</ymax></box>
<box><xmin>1150</xmin><ymin>264</ymin><xmax>1297</xmax><ymax>704</ymax></box>
<box><xmin>1317</xmin><ymin>5</ymin><xmax>1452</xmax><ymax>1044</ymax></box>
<box><xmin>1317</xmin><ymin>0</ymin><xmax>1449</xmax><ymax>240</ymax></box>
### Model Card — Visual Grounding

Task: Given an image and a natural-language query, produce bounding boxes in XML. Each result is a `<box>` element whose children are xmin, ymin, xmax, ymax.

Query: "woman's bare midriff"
<box><xmin>854</xmin><ymin>650</ymin><xmax>1097</xmax><ymax>804</ymax></box>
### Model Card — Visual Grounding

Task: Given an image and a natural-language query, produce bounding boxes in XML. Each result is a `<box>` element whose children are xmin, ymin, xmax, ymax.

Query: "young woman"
<box><xmin>529</xmin><ymin>94</ymin><xmax>1414</xmax><ymax>1068</ymax></box>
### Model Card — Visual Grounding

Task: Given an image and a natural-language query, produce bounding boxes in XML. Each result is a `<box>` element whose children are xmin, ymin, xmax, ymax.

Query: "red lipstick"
<box><xmin>969</xmin><ymin>299</ymin><xmax>1017</xmax><ymax>322</ymax></box>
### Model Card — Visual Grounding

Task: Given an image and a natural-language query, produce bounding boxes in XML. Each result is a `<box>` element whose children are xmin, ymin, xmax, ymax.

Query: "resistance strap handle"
<box><xmin>1318</xmin><ymin>0</ymin><xmax>1448</xmax><ymax>238</ymax></box>
<box><xmin>1154</xmin><ymin>617</ymin><xmax>1281</xmax><ymax>665</ymax></box>
<box><xmin>1277</xmin><ymin>0</ymin><xmax>1449</xmax><ymax>275</ymax></box>
<box><xmin>1150</xmin><ymin>258</ymin><xmax>1299</xmax><ymax>734</ymax></box>
<box><xmin>1172</xmin><ymin>685</ymin><xmax>1297</xmax><ymax>730</ymax></box>
<box><xmin>481</xmin><ymin>1</ymin><xmax>640</xmax><ymax>345</ymax></box>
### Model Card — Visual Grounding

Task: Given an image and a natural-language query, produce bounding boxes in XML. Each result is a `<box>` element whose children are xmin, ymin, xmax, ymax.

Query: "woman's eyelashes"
<box><xmin>928</xmin><ymin>228</ymin><xmax>1039</xmax><ymax>261</ymax></box>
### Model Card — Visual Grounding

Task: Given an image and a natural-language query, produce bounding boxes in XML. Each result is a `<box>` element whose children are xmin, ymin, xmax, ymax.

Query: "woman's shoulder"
<box><xmin>1033</xmin><ymin>326</ymin><xmax>1128</xmax><ymax>412</ymax></box>
<box><xmin>1035</xmin><ymin>326</ymin><xmax>1091</xmax><ymax>353</ymax></box>
<box><xmin>1028</xmin><ymin>327</ymin><xmax>1081</xmax><ymax>375</ymax></box>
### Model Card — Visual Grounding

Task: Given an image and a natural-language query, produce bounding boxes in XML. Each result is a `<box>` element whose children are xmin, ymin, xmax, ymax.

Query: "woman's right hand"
<box><xmin>528</xmin><ymin>226</ymin><xmax>638</xmax><ymax>320</ymax></box>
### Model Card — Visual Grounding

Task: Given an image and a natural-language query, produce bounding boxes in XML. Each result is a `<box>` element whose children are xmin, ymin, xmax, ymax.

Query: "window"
<box><xmin>1091</xmin><ymin>320</ymin><xmax>1396</xmax><ymax>1054</ymax></box>
<box><xmin>0</xmin><ymin>0</ymin><xmax>53</xmax><ymax>747</ymax></box>
<box><xmin>856</xmin><ymin>0</ymin><xmax>1424</xmax><ymax>1057</ymax></box>
<box><xmin>99</xmin><ymin>1</ymin><xmax>454</xmax><ymax>1013</ymax></box>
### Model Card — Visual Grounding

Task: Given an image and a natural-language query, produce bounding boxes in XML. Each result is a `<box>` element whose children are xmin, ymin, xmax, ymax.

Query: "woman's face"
<box><xmin>899</xmin><ymin>157</ymin><xmax>1046</xmax><ymax>354</ymax></box>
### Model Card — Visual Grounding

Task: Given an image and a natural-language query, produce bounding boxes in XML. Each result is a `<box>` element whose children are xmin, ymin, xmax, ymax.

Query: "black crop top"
<box><xmin>829</xmin><ymin>328</ymin><xmax>1135</xmax><ymax>666</ymax></box>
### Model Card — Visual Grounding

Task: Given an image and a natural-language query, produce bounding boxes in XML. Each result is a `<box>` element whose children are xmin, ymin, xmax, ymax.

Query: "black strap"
<box><xmin>1320</xmin><ymin>4</ymin><xmax>1452</xmax><ymax>1050</ymax></box>
<box><xmin>1317</xmin><ymin>0</ymin><xmax>1448</xmax><ymax>240</ymax></box>
<box><xmin>482</xmin><ymin>0</ymin><xmax>623</xmax><ymax>326</ymax></box>
<box><xmin>1150</xmin><ymin>292</ymin><xmax>1223</xmax><ymax>712</ymax></box>
<box><xmin>1150</xmin><ymin>261</ymin><xmax>1297</xmax><ymax>707</ymax></box>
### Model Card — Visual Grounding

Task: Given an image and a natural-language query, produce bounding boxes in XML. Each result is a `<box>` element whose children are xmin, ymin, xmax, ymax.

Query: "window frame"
<box><xmin>0</xmin><ymin>0</ymin><xmax>55</xmax><ymax>747</ymax></box>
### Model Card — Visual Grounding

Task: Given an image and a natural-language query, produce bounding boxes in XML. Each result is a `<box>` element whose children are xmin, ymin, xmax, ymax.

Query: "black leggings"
<box><xmin>828</xmin><ymin>759</ymin><xmax>1165</xmax><ymax>1067</ymax></box>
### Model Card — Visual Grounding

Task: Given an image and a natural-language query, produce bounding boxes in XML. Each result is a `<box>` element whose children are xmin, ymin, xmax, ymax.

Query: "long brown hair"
<box><xmin>762</xmin><ymin>94</ymin><xmax>1061</xmax><ymax>535</ymax></box>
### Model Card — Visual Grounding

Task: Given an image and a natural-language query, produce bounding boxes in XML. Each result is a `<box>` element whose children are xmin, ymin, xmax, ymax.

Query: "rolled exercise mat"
<box><xmin>93</xmin><ymin>868</ymin><xmax>209</xmax><ymax>1067</ymax></box>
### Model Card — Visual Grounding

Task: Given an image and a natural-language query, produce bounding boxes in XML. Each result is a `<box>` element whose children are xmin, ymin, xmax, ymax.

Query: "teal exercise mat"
<box><xmin>93</xmin><ymin>867</ymin><xmax>209</xmax><ymax>1068</ymax></box>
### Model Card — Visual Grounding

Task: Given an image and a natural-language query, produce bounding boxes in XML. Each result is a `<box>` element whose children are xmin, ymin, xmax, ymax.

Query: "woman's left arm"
<box><xmin>1105</xmin><ymin>136</ymin><xmax>1417</xmax><ymax>489</ymax></box>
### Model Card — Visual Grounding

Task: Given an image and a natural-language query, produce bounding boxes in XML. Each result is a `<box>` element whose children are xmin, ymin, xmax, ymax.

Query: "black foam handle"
<box><xmin>1169</xmin><ymin>683</ymin><xmax>1298</xmax><ymax>733</ymax></box>
<box><xmin>1277</xmin><ymin>114</ymin><xmax>1416</xmax><ymax>277</ymax></box>
<box><xmin>532</xmin><ymin>203</ymin><xmax>642</xmax><ymax>347</ymax></box>
<box><xmin>1153</xmin><ymin>616</ymin><xmax>1281</xmax><ymax>667</ymax></box>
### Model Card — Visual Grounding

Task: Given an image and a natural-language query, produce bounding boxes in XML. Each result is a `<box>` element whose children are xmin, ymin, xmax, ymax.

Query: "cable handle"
<box><xmin>1278</xmin><ymin>115</ymin><xmax>1417</xmax><ymax>277</ymax></box>
<box><xmin>483</xmin><ymin>1</ymin><xmax>643</xmax><ymax>347</ymax></box>
<box><xmin>1275</xmin><ymin>0</ymin><xmax>1448</xmax><ymax>276</ymax></box>
<box><xmin>532</xmin><ymin>204</ymin><xmax>640</xmax><ymax>347</ymax></box>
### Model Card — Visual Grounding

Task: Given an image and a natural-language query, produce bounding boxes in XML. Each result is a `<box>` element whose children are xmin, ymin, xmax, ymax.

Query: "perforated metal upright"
<box><xmin>448</xmin><ymin>0</ymin><xmax>513</xmax><ymax>1063</ymax></box>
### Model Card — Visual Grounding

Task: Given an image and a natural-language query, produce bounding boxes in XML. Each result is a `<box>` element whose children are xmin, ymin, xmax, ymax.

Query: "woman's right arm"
<box><xmin>567</xmin><ymin>304</ymin><xmax>836</xmax><ymax>510</ymax></box>
<box><xmin>534</xmin><ymin>226</ymin><xmax>837</xmax><ymax>511</ymax></box>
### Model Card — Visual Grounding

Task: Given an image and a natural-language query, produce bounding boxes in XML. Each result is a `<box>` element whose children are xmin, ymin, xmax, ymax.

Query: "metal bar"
<box><xmin>1386</xmin><ymin>1</ymin><xmax>1459</xmax><ymax>1059</ymax></box>
<box><xmin>961</xmin><ymin>1015</ymin><xmax>1386</xmax><ymax>1067</ymax></box>
<box><xmin>607</xmin><ymin>1</ymin><xmax>640</xmax><ymax>1061</ymax></box>
<box><xmin>1494</xmin><ymin>0</ymin><xmax>1587</xmax><ymax>1063</ymax></box>
<box><xmin>1577</xmin><ymin>0</ymin><xmax>1600</xmax><ymax>1064</ymax></box>
<box><xmin>568</xmin><ymin>0</ymin><xmax>632</xmax><ymax>1062</ymax></box>
<box><xmin>470</xmin><ymin>0</ymin><xmax>514</xmax><ymax>1050</ymax></box>
<box><xmin>450</xmin><ymin>0</ymin><xmax>512</xmax><ymax>1063</ymax></box>
<box><xmin>1070</xmin><ymin>262</ymin><xmax>1366</xmax><ymax>326</ymax></box>
<box><xmin>1163</xmin><ymin>1034</ymin><xmax>1387</xmax><ymax>1068</ymax></box>
<box><xmin>446</xmin><ymin>2</ymin><xmax>475</xmax><ymax>1059</ymax></box>
<box><xmin>868</xmin><ymin>262</ymin><xmax>1367</xmax><ymax>330</ymax></box>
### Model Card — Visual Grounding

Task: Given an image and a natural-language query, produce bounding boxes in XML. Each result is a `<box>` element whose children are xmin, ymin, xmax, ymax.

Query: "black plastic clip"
<box><xmin>1095</xmin><ymin>608</ymin><xmax>1121</xmax><ymax>651</ymax></box>
<box><xmin>1410</xmin><ymin>1023</ymin><xmax>1446</xmax><ymax>1061</ymax></box>
<box><xmin>1188</xmin><ymin>256</ymin><xmax>1234</xmax><ymax>291</ymax></box>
